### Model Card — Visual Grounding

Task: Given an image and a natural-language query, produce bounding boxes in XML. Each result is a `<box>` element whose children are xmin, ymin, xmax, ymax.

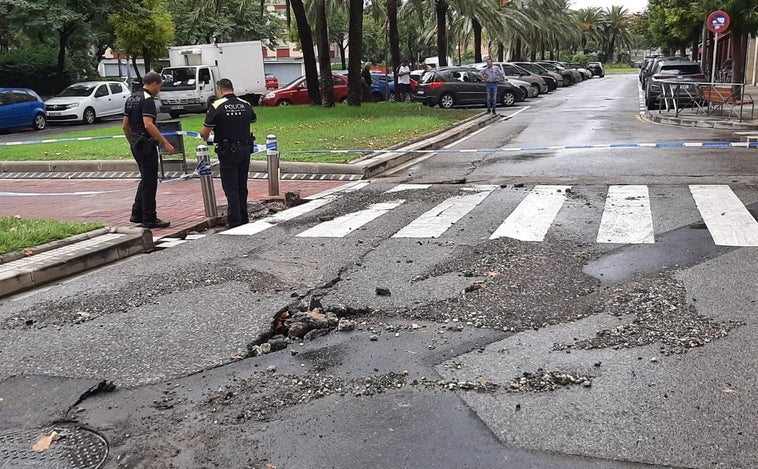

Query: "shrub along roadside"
<box><xmin>0</xmin><ymin>217</ymin><xmax>105</xmax><ymax>256</ymax></box>
<box><xmin>0</xmin><ymin>104</ymin><xmax>479</xmax><ymax>165</ymax></box>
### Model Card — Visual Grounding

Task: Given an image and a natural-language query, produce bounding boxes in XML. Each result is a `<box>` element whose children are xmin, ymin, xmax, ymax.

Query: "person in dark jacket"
<box><xmin>200</xmin><ymin>78</ymin><xmax>257</xmax><ymax>228</ymax></box>
<box><xmin>123</xmin><ymin>71</ymin><xmax>175</xmax><ymax>229</ymax></box>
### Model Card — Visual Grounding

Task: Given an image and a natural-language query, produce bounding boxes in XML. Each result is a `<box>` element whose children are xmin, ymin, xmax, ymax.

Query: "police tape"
<box><xmin>0</xmin><ymin>131</ymin><xmax>277</xmax><ymax>154</ymax></box>
<box><xmin>287</xmin><ymin>141</ymin><xmax>758</xmax><ymax>154</ymax></box>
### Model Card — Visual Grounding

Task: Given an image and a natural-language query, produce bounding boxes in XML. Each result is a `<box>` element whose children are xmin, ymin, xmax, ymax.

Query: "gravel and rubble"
<box><xmin>199</xmin><ymin>367</ymin><xmax>593</xmax><ymax>425</ymax></box>
<box><xmin>553</xmin><ymin>276</ymin><xmax>742</xmax><ymax>355</ymax></box>
<box><xmin>1</xmin><ymin>264</ymin><xmax>286</xmax><ymax>330</ymax></box>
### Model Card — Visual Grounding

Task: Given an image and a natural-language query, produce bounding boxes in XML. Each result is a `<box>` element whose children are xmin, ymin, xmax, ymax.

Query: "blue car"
<box><xmin>0</xmin><ymin>87</ymin><xmax>47</xmax><ymax>132</ymax></box>
<box><xmin>370</xmin><ymin>73</ymin><xmax>396</xmax><ymax>102</ymax></box>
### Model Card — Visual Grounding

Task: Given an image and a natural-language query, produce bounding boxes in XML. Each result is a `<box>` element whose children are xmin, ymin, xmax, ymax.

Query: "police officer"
<box><xmin>123</xmin><ymin>71</ymin><xmax>175</xmax><ymax>229</ymax></box>
<box><xmin>200</xmin><ymin>78</ymin><xmax>257</xmax><ymax>228</ymax></box>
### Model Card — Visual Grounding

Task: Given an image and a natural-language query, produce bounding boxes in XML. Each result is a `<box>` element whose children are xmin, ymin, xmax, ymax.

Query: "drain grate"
<box><xmin>0</xmin><ymin>422</ymin><xmax>108</xmax><ymax>468</ymax></box>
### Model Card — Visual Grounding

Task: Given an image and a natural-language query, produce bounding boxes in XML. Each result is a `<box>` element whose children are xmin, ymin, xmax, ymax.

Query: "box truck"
<box><xmin>158</xmin><ymin>41</ymin><xmax>266</xmax><ymax>117</ymax></box>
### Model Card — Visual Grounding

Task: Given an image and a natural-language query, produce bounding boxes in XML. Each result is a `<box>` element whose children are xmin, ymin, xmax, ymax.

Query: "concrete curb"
<box><xmin>0</xmin><ymin>227</ymin><xmax>154</xmax><ymax>298</ymax></box>
<box><xmin>646</xmin><ymin>112</ymin><xmax>758</xmax><ymax>130</ymax></box>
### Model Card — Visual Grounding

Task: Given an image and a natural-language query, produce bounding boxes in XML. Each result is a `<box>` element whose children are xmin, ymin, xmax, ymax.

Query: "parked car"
<box><xmin>586</xmin><ymin>61</ymin><xmax>605</xmax><ymax>78</ymax></box>
<box><xmin>473</xmin><ymin>62</ymin><xmax>547</xmax><ymax>96</ymax></box>
<box><xmin>512</xmin><ymin>62</ymin><xmax>563</xmax><ymax>88</ymax></box>
<box><xmin>0</xmin><ymin>87</ymin><xmax>47</xmax><ymax>132</ymax></box>
<box><xmin>414</xmin><ymin>67</ymin><xmax>525</xmax><ymax>109</ymax></box>
<box><xmin>260</xmin><ymin>74</ymin><xmax>348</xmax><ymax>106</ymax></box>
<box><xmin>265</xmin><ymin>74</ymin><xmax>279</xmax><ymax>89</ymax></box>
<box><xmin>537</xmin><ymin>62</ymin><xmax>578</xmax><ymax>85</ymax></box>
<box><xmin>644</xmin><ymin>59</ymin><xmax>705</xmax><ymax>110</ymax></box>
<box><xmin>45</xmin><ymin>81</ymin><xmax>130</xmax><ymax>125</ymax></box>
<box><xmin>567</xmin><ymin>62</ymin><xmax>592</xmax><ymax>80</ymax></box>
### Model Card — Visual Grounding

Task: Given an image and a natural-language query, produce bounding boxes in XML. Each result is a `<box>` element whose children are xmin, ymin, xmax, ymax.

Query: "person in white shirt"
<box><xmin>396</xmin><ymin>60</ymin><xmax>411</xmax><ymax>102</ymax></box>
<box><xmin>480</xmin><ymin>58</ymin><xmax>504</xmax><ymax>114</ymax></box>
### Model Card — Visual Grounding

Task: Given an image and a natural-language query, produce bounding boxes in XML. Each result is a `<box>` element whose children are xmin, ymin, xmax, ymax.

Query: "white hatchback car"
<box><xmin>45</xmin><ymin>81</ymin><xmax>131</xmax><ymax>125</ymax></box>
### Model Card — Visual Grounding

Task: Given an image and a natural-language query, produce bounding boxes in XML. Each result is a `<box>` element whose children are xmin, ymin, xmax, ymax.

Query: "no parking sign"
<box><xmin>707</xmin><ymin>10</ymin><xmax>730</xmax><ymax>34</ymax></box>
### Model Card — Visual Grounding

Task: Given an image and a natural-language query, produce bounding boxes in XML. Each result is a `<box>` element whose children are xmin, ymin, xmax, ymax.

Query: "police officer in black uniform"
<box><xmin>200</xmin><ymin>78</ymin><xmax>257</xmax><ymax>228</ymax></box>
<box><xmin>123</xmin><ymin>71</ymin><xmax>175</xmax><ymax>229</ymax></box>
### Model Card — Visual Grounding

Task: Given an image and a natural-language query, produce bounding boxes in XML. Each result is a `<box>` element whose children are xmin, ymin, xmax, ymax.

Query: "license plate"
<box><xmin>171</xmin><ymin>106</ymin><xmax>183</xmax><ymax>110</ymax></box>
<box><xmin>417</xmin><ymin>90</ymin><xmax>425</xmax><ymax>95</ymax></box>
<box><xmin>47</xmin><ymin>111</ymin><xmax>61</xmax><ymax>116</ymax></box>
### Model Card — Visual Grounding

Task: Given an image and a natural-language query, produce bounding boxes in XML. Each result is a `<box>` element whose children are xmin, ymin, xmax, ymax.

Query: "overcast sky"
<box><xmin>569</xmin><ymin>0</ymin><xmax>648</xmax><ymax>13</ymax></box>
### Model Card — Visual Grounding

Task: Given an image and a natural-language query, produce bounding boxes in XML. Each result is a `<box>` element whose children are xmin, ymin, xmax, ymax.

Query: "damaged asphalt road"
<box><xmin>2</xmin><ymin>75</ymin><xmax>758</xmax><ymax>468</ymax></box>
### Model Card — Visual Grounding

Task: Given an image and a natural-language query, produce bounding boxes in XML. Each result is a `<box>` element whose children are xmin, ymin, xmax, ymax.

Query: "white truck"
<box><xmin>158</xmin><ymin>41</ymin><xmax>266</xmax><ymax>118</ymax></box>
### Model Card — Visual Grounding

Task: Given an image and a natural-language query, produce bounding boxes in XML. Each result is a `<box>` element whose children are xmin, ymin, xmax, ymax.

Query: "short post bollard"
<box><xmin>196</xmin><ymin>144</ymin><xmax>218</xmax><ymax>218</ymax></box>
<box><xmin>266</xmin><ymin>134</ymin><xmax>280</xmax><ymax>196</ymax></box>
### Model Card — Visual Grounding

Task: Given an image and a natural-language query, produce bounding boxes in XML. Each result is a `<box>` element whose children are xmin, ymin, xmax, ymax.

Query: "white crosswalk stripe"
<box><xmin>690</xmin><ymin>185</ymin><xmax>758</xmax><ymax>246</ymax></box>
<box><xmin>393</xmin><ymin>189</ymin><xmax>494</xmax><ymax>238</ymax></box>
<box><xmin>597</xmin><ymin>185</ymin><xmax>655</xmax><ymax>244</ymax></box>
<box><xmin>297</xmin><ymin>200</ymin><xmax>405</xmax><ymax>238</ymax></box>
<box><xmin>226</xmin><ymin>182</ymin><xmax>758</xmax><ymax>248</ymax></box>
<box><xmin>490</xmin><ymin>185</ymin><xmax>571</xmax><ymax>241</ymax></box>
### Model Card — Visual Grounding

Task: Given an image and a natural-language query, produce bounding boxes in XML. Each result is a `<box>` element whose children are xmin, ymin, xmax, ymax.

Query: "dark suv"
<box><xmin>414</xmin><ymin>67</ymin><xmax>525</xmax><ymax>108</ymax></box>
<box><xmin>586</xmin><ymin>61</ymin><xmax>605</xmax><ymax>78</ymax></box>
<box><xmin>644</xmin><ymin>59</ymin><xmax>705</xmax><ymax>110</ymax></box>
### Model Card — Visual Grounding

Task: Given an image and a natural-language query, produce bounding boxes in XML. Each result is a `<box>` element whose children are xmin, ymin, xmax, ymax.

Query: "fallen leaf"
<box><xmin>23</xmin><ymin>247</ymin><xmax>34</xmax><ymax>256</ymax></box>
<box><xmin>32</xmin><ymin>431</ymin><xmax>59</xmax><ymax>452</ymax></box>
<box><xmin>484</xmin><ymin>271</ymin><xmax>500</xmax><ymax>278</ymax></box>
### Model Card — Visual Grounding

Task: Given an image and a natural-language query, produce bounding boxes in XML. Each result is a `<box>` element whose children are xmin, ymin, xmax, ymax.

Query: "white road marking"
<box><xmin>297</xmin><ymin>200</ymin><xmax>405</xmax><ymax>238</ymax></box>
<box><xmin>490</xmin><ymin>185</ymin><xmax>571</xmax><ymax>241</ymax></box>
<box><xmin>690</xmin><ymin>185</ymin><xmax>758</xmax><ymax>246</ymax></box>
<box><xmin>385</xmin><ymin>184</ymin><xmax>432</xmax><ymax>193</ymax></box>
<box><xmin>597</xmin><ymin>185</ymin><xmax>654</xmax><ymax>244</ymax></box>
<box><xmin>393</xmin><ymin>190</ymin><xmax>493</xmax><ymax>238</ymax></box>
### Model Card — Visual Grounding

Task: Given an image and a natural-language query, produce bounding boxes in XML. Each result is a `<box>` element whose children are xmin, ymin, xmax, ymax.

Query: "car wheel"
<box><xmin>530</xmin><ymin>83</ymin><xmax>540</xmax><ymax>97</ymax></box>
<box><xmin>646</xmin><ymin>98</ymin><xmax>657</xmax><ymax>110</ymax></box>
<box><xmin>82</xmin><ymin>107</ymin><xmax>96</xmax><ymax>125</ymax></box>
<box><xmin>169</xmin><ymin>112</ymin><xmax>181</xmax><ymax>119</ymax></box>
<box><xmin>276</xmin><ymin>100</ymin><xmax>292</xmax><ymax>106</ymax></box>
<box><xmin>388</xmin><ymin>92</ymin><xmax>397</xmax><ymax>102</ymax></box>
<box><xmin>500</xmin><ymin>91</ymin><xmax>516</xmax><ymax>107</ymax></box>
<box><xmin>32</xmin><ymin>113</ymin><xmax>46</xmax><ymax>131</ymax></box>
<box><xmin>439</xmin><ymin>93</ymin><xmax>455</xmax><ymax>108</ymax></box>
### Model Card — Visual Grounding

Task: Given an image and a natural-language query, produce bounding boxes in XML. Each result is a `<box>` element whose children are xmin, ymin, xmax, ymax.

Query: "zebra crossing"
<box><xmin>222</xmin><ymin>182</ymin><xmax>758</xmax><ymax>247</ymax></box>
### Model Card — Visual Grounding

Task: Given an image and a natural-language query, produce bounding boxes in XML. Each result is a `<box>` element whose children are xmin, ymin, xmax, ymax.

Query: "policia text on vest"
<box><xmin>200</xmin><ymin>78</ymin><xmax>257</xmax><ymax>229</ymax></box>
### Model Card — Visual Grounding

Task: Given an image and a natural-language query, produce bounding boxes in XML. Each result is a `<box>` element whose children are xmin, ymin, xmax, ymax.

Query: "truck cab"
<box><xmin>158</xmin><ymin>65</ymin><xmax>218</xmax><ymax>118</ymax></box>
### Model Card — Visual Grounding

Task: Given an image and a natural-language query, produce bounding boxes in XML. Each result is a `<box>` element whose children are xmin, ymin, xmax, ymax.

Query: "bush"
<box><xmin>0</xmin><ymin>45</ymin><xmax>95</xmax><ymax>96</ymax></box>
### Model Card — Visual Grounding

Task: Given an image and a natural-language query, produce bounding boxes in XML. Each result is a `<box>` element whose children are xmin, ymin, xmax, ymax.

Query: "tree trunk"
<box><xmin>388</xmin><ymin>0</ymin><xmax>400</xmax><ymax>81</ymax></box>
<box><xmin>315</xmin><ymin>0</ymin><xmax>334</xmax><ymax>106</ymax></box>
<box><xmin>339</xmin><ymin>39</ymin><xmax>348</xmax><ymax>70</ymax></box>
<box><xmin>435</xmin><ymin>0</ymin><xmax>448</xmax><ymax>66</ymax></box>
<box><xmin>472</xmin><ymin>18</ymin><xmax>482</xmax><ymax>63</ymax></box>
<box><xmin>497</xmin><ymin>41</ymin><xmax>504</xmax><ymax>62</ymax></box>
<box><xmin>514</xmin><ymin>37</ymin><xmax>522</xmax><ymax>61</ymax></box>
<box><xmin>57</xmin><ymin>24</ymin><xmax>76</xmax><ymax>79</ymax></box>
<box><xmin>132</xmin><ymin>56</ymin><xmax>142</xmax><ymax>82</ymax></box>
<box><xmin>142</xmin><ymin>50</ymin><xmax>152</xmax><ymax>74</ymax></box>
<box><xmin>290</xmin><ymin>0</ymin><xmax>320</xmax><ymax>104</ymax></box>
<box><xmin>346</xmin><ymin>0</ymin><xmax>364</xmax><ymax>105</ymax></box>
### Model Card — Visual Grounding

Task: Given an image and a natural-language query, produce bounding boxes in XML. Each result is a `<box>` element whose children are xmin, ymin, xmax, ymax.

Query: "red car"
<box><xmin>265</xmin><ymin>74</ymin><xmax>279</xmax><ymax>89</ymax></box>
<box><xmin>260</xmin><ymin>74</ymin><xmax>348</xmax><ymax>106</ymax></box>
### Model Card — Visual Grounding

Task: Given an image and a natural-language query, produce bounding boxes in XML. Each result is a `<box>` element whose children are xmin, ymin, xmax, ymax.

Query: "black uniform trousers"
<box><xmin>217</xmin><ymin>145</ymin><xmax>251</xmax><ymax>228</ymax></box>
<box><xmin>130</xmin><ymin>137</ymin><xmax>160</xmax><ymax>223</ymax></box>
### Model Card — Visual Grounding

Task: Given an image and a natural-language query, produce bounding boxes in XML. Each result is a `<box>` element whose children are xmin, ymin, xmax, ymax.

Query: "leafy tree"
<box><xmin>647</xmin><ymin>0</ymin><xmax>702</xmax><ymax>57</ymax></box>
<box><xmin>110</xmin><ymin>0</ymin><xmax>175</xmax><ymax>80</ymax></box>
<box><xmin>169</xmin><ymin>0</ymin><xmax>284</xmax><ymax>45</ymax></box>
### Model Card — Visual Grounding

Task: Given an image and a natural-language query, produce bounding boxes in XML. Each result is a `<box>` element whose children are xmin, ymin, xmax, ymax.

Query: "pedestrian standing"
<box><xmin>480</xmin><ymin>58</ymin><xmax>504</xmax><ymax>114</ymax></box>
<box><xmin>396</xmin><ymin>60</ymin><xmax>411</xmax><ymax>102</ymax></box>
<box><xmin>361</xmin><ymin>63</ymin><xmax>373</xmax><ymax>103</ymax></box>
<box><xmin>200</xmin><ymin>78</ymin><xmax>257</xmax><ymax>229</ymax></box>
<box><xmin>123</xmin><ymin>71</ymin><xmax>175</xmax><ymax>229</ymax></box>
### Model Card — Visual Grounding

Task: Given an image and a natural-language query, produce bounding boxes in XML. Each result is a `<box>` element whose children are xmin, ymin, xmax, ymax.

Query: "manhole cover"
<box><xmin>0</xmin><ymin>422</ymin><xmax>108</xmax><ymax>468</ymax></box>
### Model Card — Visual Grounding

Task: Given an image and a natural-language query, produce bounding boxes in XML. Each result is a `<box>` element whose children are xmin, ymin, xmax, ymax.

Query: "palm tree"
<box><xmin>315</xmin><ymin>0</ymin><xmax>334</xmax><ymax>106</ymax></box>
<box><xmin>576</xmin><ymin>7</ymin><xmax>604</xmax><ymax>54</ymax></box>
<box><xmin>600</xmin><ymin>5</ymin><xmax>632</xmax><ymax>63</ymax></box>
<box><xmin>290</xmin><ymin>0</ymin><xmax>320</xmax><ymax>104</ymax></box>
<box><xmin>346</xmin><ymin>0</ymin><xmax>364</xmax><ymax>105</ymax></box>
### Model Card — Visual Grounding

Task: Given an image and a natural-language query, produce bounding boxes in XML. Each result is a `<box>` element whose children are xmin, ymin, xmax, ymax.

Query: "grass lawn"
<box><xmin>605</xmin><ymin>66</ymin><xmax>639</xmax><ymax>74</ymax></box>
<box><xmin>0</xmin><ymin>217</ymin><xmax>105</xmax><ymax>256</ymax></box>
<box><xmin>0</xmin><ymin>103</ymin><xmax>478</xmax><ymax>164</ymax></box>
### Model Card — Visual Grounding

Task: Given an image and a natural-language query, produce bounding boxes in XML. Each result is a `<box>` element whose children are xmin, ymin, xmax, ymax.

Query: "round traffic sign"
<box><xmin>707</xmin><ymin>10</ymin><xmax>730</xmax><ymax>34</ymax></box>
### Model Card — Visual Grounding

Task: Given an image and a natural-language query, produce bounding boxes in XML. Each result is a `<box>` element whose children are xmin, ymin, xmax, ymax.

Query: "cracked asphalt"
<box><xmin>1</xmin><ymin>74</ymin><xmax>757</xmax><ymax>468</ymax></box>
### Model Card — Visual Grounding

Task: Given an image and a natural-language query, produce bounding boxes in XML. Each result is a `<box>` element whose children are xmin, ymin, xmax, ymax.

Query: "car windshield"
<box><xmin>660</xmin><ymin>65</ymin><xmax>702</xmax><ymax>75</ymax></box>
<box><xmin>161</xmin><ymin>67</ymin><xmax>197</xmax><ymax>90</ymax></box>
<box><xmin>58</xmin><ymin>85</ymin><xmax>95</xmax><ymax>97</ymax></box>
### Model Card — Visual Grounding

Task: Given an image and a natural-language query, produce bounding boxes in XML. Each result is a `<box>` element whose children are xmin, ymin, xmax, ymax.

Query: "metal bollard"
<box><xmin>196</xmin><ymin>145</ymin><xmax>218</xmax><ymax>218</ymax></box>
<box><xmin>267</xmin><ymin>134</ymin><xmax>280</xmax><ymax>196</ymax></box>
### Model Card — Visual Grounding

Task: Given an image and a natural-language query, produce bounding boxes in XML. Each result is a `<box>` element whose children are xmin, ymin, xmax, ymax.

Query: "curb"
<box><xmin>646</xmin><ymin>112</ymin><xmax>758</xmax><ymax>131</ymax></box>
<box><xmin>0</xmin><ymin>227</ymin><xmax>154</xmax><ymax>298</ymax></box>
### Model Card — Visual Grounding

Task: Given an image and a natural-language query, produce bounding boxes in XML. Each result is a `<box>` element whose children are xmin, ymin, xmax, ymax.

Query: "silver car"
<box><xmin>475</xmin><ymin>62</ymin><xmax>548</xmax><ymax>96</ymax></box>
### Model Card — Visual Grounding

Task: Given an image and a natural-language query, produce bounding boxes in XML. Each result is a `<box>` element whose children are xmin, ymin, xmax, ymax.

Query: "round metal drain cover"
<box><xmin>0</xmin><ymin>422</ymin><xmax>108</xmax><ymax>468</ymax></box>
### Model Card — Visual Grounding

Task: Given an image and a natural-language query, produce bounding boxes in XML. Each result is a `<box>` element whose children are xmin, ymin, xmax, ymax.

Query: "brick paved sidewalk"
<box><xmin>0</xmin><ymin>177</ymin><xmax>347</xmax><ymax>239</ymax></box>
